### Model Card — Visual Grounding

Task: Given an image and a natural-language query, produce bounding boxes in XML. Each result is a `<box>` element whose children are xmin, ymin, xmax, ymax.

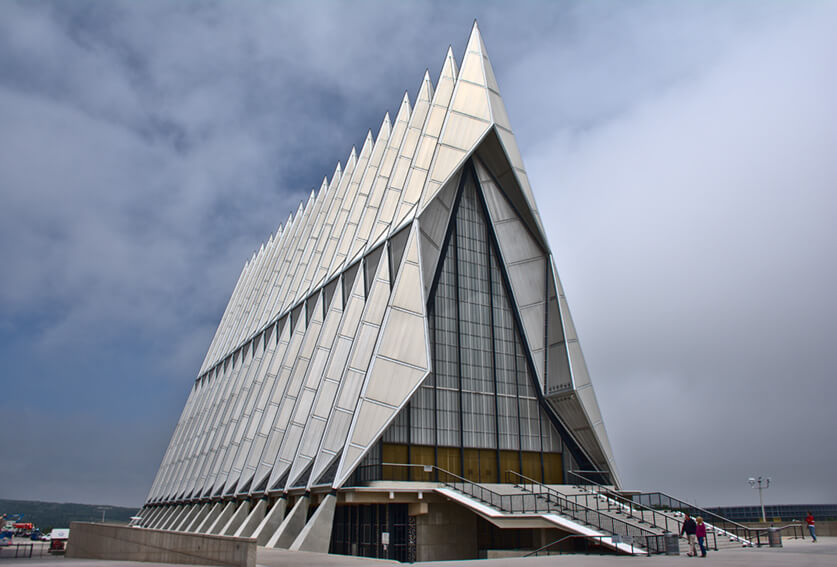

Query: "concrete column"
<box><xmin>140</xmin><ymin>507</ymin><xmax>163</xmax><ymax>528</ymax></box>
<box><xmin>146</xmin><ymin>506</ymin><xmax>169</xmax><ymax>528</ymax></box>
<box><xmin>173</xmin><ymin>504</ymin><xmax>201</xmax><ymax>532</ymax></box>
<box><xmin>234</xmin><ymin>500</ymin><xmax>267</xmax><ymax>539</ymax></box>
<box><xmin>221</xmin><ymin>500</ymin><xmax>251</xmax><ymax>536</ymax></box>
<box><xmin>160</xmin><ymin>505</ymin><xmax>186</xmax><ymax>531</ymax></box>
<box><xmin>184</xmin><ymin>503</ymin><xmax>211</xmax><ymax>533</ymax></box>
<box><xmin>251</xmin><ymin>499</ymin><xmax>287</xmax><ymax>546</ymax></box>
<box><xmin>267</xmin><ymin>496</ymin><xmax>309</xmax><ymax>549</ymax></box>
<box><xmin>207</xmin><ymin>501</ymin><xmax>236</xmax><ymax>535</ymax></box>
<box><xmin>195</xmin><ymin>502</ymin><xmax>222</xmax><ymax>533</ymax></box>
<box><xmin>290</xmin><ymin>494</ymin><xmax>336</xmax><ymax>553</ymax></box>
<box><xmin>151</xmin><ymin>505</ymin><xmax>177</xmax><ymax>529</ymax></box>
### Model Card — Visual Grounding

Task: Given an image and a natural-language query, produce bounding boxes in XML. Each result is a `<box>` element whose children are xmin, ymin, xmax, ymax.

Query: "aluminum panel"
<box><xmin>451</xmin><ymin>76</ymin><xmax>491</xmax><ymax>122</ymax></box>
<box><xmin>507</xmin><ymin>258</ymin><xmax>546</xmax><ymax>307</ymax></box>
<box><xmin>440</xmin><ymin>112</ymin><xmax>490</xmax><ymax>153</ymax></box>
<box><xmin>429</xmin><ymin>145</ymin><xmax>466</xmax><ymax>186</ymax></box>
<box><xmin>376</xmin><ymin>310</ymin><xmax>428</xmax><ymax>368</ymax></box>
<box><xmin>494</xmin><ymin>222</ymin><xmax>542</xmax><ymax>264</ymax></box>
<box><xmin>559</xmin><ymin>296</ymin><xmax>578</xmax><ymax>342</ymax></box>
<box><xmin>363</xmin><ymin>358</ymin><xmax>427</xmax><ymax>407</ymax></box>
<box><xmin>519</xmin><ymin>302</ymin><xmax>546</xmax><ymax>351</ymax></box>
<box><xmin>321</xmin><ymin>409</ymin><xmax>352</xmax><ymax>454</ymax></box>
<box><xmin>458</xmin><ymin>50</ymin><xmax>486</xmax><ymax>85</ymax></box>
<box><xmin>389</xmin><ymin>262</ymin><xmax>424</xmax><ymax>314</ymax></box>
<box><xmin>346</xmin><ymin>400</ymin><xmax>395</xmax><ymax>449</ymax></box>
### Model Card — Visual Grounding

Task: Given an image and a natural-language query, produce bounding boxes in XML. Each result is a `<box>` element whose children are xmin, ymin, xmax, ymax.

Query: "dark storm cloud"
<box><xmin>0</xmin><ymin>0</ymin><xmax>833</xmax><ymax>508</ymax></box>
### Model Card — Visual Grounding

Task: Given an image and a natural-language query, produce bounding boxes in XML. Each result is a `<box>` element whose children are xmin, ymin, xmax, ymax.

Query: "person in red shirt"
<box><xmin>806</xmin><ymin>512</ymin><xmax>817</xmax><ymax>542</ymax></box>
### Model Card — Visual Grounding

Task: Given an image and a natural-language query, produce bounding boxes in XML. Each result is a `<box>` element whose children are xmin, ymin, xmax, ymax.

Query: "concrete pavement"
<box><xmin>1</xmin><ymin>536</ymin><xmax>834</xmax><ymax>566</ymax></box>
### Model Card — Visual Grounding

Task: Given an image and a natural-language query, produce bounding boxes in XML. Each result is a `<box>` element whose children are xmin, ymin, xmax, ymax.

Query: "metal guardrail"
<box><xmin>566</xmin><ymin>470</ymin><xmax>718</xmax><ymax>551</ymax></box>
<box><xmin>506</xmin><ymin>471</ymin><xmax>666</xmax><ymax>554</ymax></box>
<box><xmin>631</xmin><ymin>490</ymin><xmax>756</xmax><ymax>545</ymax></box>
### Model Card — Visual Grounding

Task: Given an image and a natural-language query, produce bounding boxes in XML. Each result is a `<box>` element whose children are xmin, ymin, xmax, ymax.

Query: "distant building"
<box><xmin>140</xmin><ymin>23</ymin><xmax>619</xmax><ymax>561</ymax></box>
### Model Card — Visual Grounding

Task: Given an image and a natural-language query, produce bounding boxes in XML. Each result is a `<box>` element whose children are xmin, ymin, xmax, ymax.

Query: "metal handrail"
<box><xmin>505</xmin><ymin>471</ymin><xmax>665</xmax><ymax>554</ymax></box>
<box><xmin>632</xmin><ymin>490</ymin><xmax>754</xmax><ymax>545</ymax></box>
<box><xmin>356</xmin><ymin>463</ymin><xmax>660</xmax><ymax>553</ymax></box>
<box><xmin>565</xmin><ymin>470</ymin><xmax>718</xmax><ymax>551</ymax></box>
<box><xmin>367</xmin><ymin>463</ymin><xmax>550</xmax><ymax>514</ymax></box>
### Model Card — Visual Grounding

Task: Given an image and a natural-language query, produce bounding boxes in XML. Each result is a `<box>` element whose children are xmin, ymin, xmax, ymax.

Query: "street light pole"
<box><xmin>748</xmin><ymin>476</ymin><xmax>771</xmax><ymax>522</ymax></box>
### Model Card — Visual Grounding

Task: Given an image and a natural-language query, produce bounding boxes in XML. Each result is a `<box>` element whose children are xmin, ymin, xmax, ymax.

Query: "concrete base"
<box><xmin>65</xmin><ymin>521</ymin><xmax>255</xmax><ymax>567</ymax></box>
<box><xmin>290</xmin><ymin>494</ymin><xmax>337</xmax><ymax>553</ymax></box>
<box><xmin>235</xmin><ymin>500</ymin><xmax>267</xmax><ymax>539</ymax></box>
<box><xmin>266</xmin><ymin>496</ymin><xmax>309</xmax><ymax>549</ymax></box>
<box><xmin>207</xmin><ymin>501</ymin><xmax>236</xmax><ymax>535</ymax></box>
<box><xmin>252</xmin><ymin>499</ymin><xmax>287</xmax><ymax>546</ymax></box>
<box><xmin>222</xmin><ymin>501</ymin><xmax>251</xmax><ymax>536</ymax></box>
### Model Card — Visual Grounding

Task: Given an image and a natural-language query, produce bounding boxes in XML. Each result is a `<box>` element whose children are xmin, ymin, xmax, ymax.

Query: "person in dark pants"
<box><xmin>806</xmin><ymin>512</ymin><xmax>817</xmax><ymax>542</ymax></box>
<box><xmin>680</xmin><ymin>513</ymin><xmax>698</xmax><ymax>556</ymax></box>
<box><xmin>695</xmin><ymin>517</ymin><xmax>708</xmax><ymax>557</ymax></box>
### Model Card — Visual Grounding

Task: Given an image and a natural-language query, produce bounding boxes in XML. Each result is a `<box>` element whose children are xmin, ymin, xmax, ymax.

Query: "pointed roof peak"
<box><xmin>349</xmin><ymin>146</ymin><xmax>357</xmax><ymax>160</ymax></box>
<box><xmin>417</xmin><ymin>69</ymin><xmax>434</xmax><ymax>101</ymax></box>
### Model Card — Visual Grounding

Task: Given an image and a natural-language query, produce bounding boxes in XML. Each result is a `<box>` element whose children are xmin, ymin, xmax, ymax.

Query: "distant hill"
<box><xmin>0</xmin><ymin>499</ymin><xmax>138</xmax><ymax>532</ymax></box>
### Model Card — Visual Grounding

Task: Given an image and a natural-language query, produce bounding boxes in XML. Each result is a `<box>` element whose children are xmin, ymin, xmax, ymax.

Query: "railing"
<box><xmin>351</xmin><ymin>463</ymin><xmax>661</xmax><ymax>554</ymax></box>
<box><xmin>632</xmin><ymin>491</ymin><xmax>754</xmax><ymax>545</ymax></box>
<box><xmin>565</xmin><ymin>470</ymin><xmax>718</xmax><ymax>551</ymax></box>
<box><xmin>506</xmin><ymin>471</ymin><xmax>665</xmax><ymax>554</ymax></box>
<box><xmin>525</xmin><ymin>534</ymin><xmax>633</xmax><ymax>557</ymax></box>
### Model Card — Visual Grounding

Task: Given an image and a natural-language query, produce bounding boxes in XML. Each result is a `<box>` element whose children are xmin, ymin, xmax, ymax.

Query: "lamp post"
<box><xmin>97</xmin><ymin>506</ymin><xmax>111</xmax><ymax>524</ymax></box>
<box><xmin>748</xmin><ymin>476</ymin><xmax>770</xmax><ymax>522</ymax></box>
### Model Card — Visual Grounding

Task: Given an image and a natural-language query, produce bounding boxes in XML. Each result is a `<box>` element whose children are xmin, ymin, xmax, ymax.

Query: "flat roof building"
<box><xmin>139</xmin><ymin>23</ymin><xmax>621</xmax><ymax>561</ymax></box>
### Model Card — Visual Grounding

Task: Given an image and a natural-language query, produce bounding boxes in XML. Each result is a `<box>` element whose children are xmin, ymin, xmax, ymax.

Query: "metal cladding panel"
<box><xmin>320</xmin><ymin>409</ymin><xmax>352</xmax><ymax>457</ymax></box>
<box><xmin>451</xmin><ymin>81</ymin><xmax>491</xmax><ymax>121</ymax></box>
<box><xmin>366</xmin><ymin>359</ymin><xmax>427</xmax><ymax>407</ymax></box>
<box><xmin>287</xmin><ymin>270</ymin><xmax>367</xmax><ymax>488</ymax></box>
<box><xmin>256</xmin><ymin>294</ymin><xmax>325</xmax><ymax>490</ymax></box>
<box><xmin>334</xmin><ymin>226</ymin><xmax>431</xmax><ymax>487</ymax></box>
<box><xmin>389</xmin><ymin>71</ymin><xmax>434</xmax><ymax>227</ymax></box>
<box><xmin>215</xmin><ymin>336</ymin><xmax>273</xmax><ymax>494</ymax></box>
<box><xmin>417</xmin><ymin>173</ymin><xmax>458</xmax><ymax>299</ymax></box>
<box><xmin>325</xmin><ymin>133</ymin><xmax>376</xmax><ymax>281</ymax></box>
<box><xmin>376</xmin><ymin>310</ymin><xmax>427</xmax><ymax>369</ymax></box>
<box><xmin>239</xmin><ymin>313</ymin><xmax>305</xmax><ymax>493</ymax></box>
<box><xmin>309</xmin><ymin>250</ymin><xmax>391</xmax><ymax>485</ymax></box>
<box><xmin>345</xmin><ymin>114</ymin><xmax>394</xmax><ymax>264</ymax></box>
<box><xmin>267</xmin><ymin>286</ymin><xmax>345</xmax><ymax>492</ymax></box>
<box><xmin>389</xmin><ymin>261</ymin><xmax>424</xmax><ymax>314</ymax></box>
<box><xmin>506</xmin><ymin>258</ymin><xmax>546</xmax><ymax>307</ymax></box>
<box><xmin>345</xmin><ymin>400</ymin><xmax>395</xmax><ymax>450</ymax></box>
<box><xmin>494</xmin><ymin>223</ymin><xmax>543</xmax><ymax>264</ymax></box>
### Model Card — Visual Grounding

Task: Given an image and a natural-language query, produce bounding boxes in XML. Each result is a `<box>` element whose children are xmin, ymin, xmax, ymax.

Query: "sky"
<box><xmin>0</xmin><ymin>1</ymin><xmax>835</xmax><ymax>510</ymax></box>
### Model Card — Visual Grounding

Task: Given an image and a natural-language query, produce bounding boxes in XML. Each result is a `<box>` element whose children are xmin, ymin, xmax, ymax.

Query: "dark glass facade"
<box><xmin>362</xmin><ymin>163</ymin><xmax>567</xmax><ymax>484</ymax></box>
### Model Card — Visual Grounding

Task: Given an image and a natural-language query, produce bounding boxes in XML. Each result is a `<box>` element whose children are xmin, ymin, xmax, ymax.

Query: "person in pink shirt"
<box><xmin>695</xmin><ymin>517</ymin><xmax>708</xmax><ymax>557</ymax></box>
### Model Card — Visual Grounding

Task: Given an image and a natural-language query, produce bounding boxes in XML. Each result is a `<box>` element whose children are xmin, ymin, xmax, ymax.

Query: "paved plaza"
<box><xmin>1</xmin><ymin>536</ymin><xmax>834</xmax><ymax>567</ymax></box>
